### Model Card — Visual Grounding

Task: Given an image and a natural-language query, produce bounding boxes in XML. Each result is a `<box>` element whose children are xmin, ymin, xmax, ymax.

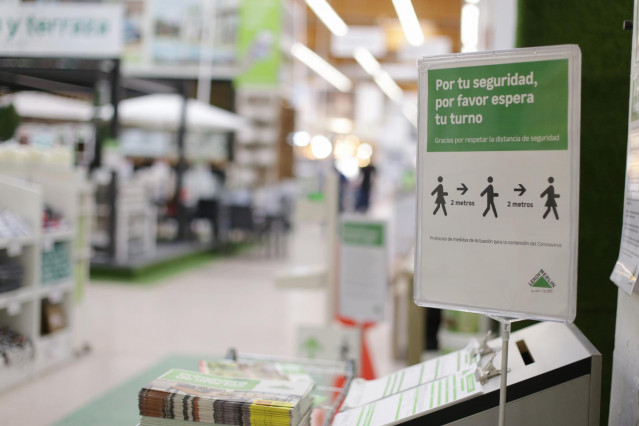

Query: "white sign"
<box><xmin>415</xmin><ymin>46</ymin><xmax>581</xmax><ymax>322</ymax></box>
<box><xmin>610</xmin><ymin>0</ymin><xmax>639</xmax><ymax>296</ymax></box>
<box><xmin>398</xmin><ymin>36</ymin><xmax>452</xmax><ymax>62</ymax></box>
<box><xmin>339</xmin><ymin>218</ymin><xmax>388</xmax><ymax>323</ymax></box>
<box><xmin>611</xmin><ymin>103</ymin><xmax>639</xmax><ymax>294</ymax></box>
<box><xmin>0</xmin><ymin>4</ymin><xmax>124</xmax><ymax>58</ymax></box>
<box><xmin>331</xmin><ymin>26</ymin><xmax>386</xmax><ymax>58</ymax></box>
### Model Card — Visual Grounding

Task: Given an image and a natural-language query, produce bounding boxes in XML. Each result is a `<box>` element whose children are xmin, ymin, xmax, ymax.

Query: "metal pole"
<box><xmin>110</xmin><ymin>58</ymin><xmax>121</xmax><ymax>140</ymax></box>
<box><xmin>498</xmin><ymin>319</ymin><xmax>511</xmax><ymax>426</ymax></box>
<box><xmin>107</xmin><ymin>170</ymin><xmax>118</xmax><ymax>259</ymax></box>
<box><xmin>196</xmin><ymin>0</ymin><xmax>217</xmax><ymax>103</ymax></box>
<box><xmin>175</xmin><ymin>81</ymin><xmax>189</xmax><ymax>241</ymax></box>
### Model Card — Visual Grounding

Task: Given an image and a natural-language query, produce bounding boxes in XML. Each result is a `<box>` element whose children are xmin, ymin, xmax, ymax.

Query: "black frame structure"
<box><xmin>0</xmin><ymin>56</ymin><xmax>122</xmax><ymax>169</ymax></box>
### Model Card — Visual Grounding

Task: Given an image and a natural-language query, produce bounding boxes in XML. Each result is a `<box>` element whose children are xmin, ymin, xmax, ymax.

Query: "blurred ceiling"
<box><xmin>304</xmin><ymin>0</ymin><xmax>462</xmax><ymax>89</ymax></box>
<box><xmin>306</xmin><ymin>0</ymin><xmax>461</xmax><ymax>56</ymax></box>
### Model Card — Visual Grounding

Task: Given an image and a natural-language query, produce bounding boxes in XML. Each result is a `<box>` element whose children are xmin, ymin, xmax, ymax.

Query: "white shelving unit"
<box><xmin>91</xmin><ymin>178</ymin><xmax>156</xmax><ymax>264</ymax></box>
<box><xmin>0</xmin><ymin>173</ymin><xmax>81</xmax><ymax>391</ymax></box>
<box><xmin>233</xmin><ymin>88</ymin><xmax>283</xmax><ymax>187</ymax></box>
<box><xmin>0</xmin><ymin>175</ymin><xmax>41</xmax><ymax>391</ymax></box>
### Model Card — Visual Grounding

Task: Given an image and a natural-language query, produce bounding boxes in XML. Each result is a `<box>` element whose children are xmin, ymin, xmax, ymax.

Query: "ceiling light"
<box><xmin>336</xmin><ymin>157</ymin><xmax>360</xmax><ymax>179</ymax></box>
<box><xmin>357</xmin><ymin>143</ymin><xmax>373</xmax><ymax>160</ymax></box>
<box><xmin>291</xmin><ymin>43</ymin><xmax>353</xmax><ymax>92</ymax></box>
<box><xmin>402</xmin><ymin>103</ymin><xmax>418</xmax><ymax>127</ymax></box>
<box><xmin>391</xmin><ymin>0</ymin><xmax>424</xmax><ymax>46</ymax></box>
<box><xmin>461</xmin><ymin>4</ymin><xmax>480</xmax><ymax>52</ymax></box>
<box><xmin>374</xmin><ymin>70</ymin><xmax>403</xmax><ymax>102</ymax></box>
<box><xmin>353</xmin><ymin>48</ymin><xmax>404</xmax><ymax>103</ymax></box>
<box><xmin>353</xmin><ymin>47</ymin><xmax>381</xmax><ymax>76</ymax></box>
<box><xmin>310</xmin><ymin>135</ymin><xmax>333</xmax><ymax>159</ymax></box>
<box><xmin>305</xmin><ymin>0</ymin><xmax>348</xmax><ymax>37</ymax></box>
<box><xmin>333</xmin><ymin>135</ymin><xmax>358</xmax><ymax>160</ymax></box>
<box><xmin>292</xmin><ymin>131</ymin><xmax>311</xmax><ymax>147</ymax></box>
<box><xmin>328</xmin><ymin>117</ymin><xmax>353</xmax><ymax>134</ymax></box>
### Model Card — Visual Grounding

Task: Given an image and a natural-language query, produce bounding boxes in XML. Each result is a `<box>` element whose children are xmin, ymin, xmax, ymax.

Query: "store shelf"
<box><xmin>39</xmin><ymin>279</ymin><xmax>73</xmax><ymax>302</ymax></box>
<box><xmin>0</xmin><ymin>157</ymin><xmax>84</xmax><ymax>393</ymax></box>
<box><xmin>42</xmin><ymin>227</ymin><xmax>74</xmax><ymax>243</ymax></box>
<box><xmin>36</xmin><ymin>329</ymin><xmax>73</xmax><ymax>373</ymax></box>
<box><xmin>0</xmin><ymin>236</ymin><xmax>36</xmax><ymax>253</ymax></box>
<box><xmin>0</xmin><ymin>287</ymin><xmax>33</xmax><ymax>311</ymax></box>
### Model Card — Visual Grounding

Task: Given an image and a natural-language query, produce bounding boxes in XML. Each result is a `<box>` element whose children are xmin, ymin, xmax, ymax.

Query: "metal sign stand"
<box><xmin>486</xmin><ymin>315</ymin><xmax>522</xmax><ymax>426</ymax></box>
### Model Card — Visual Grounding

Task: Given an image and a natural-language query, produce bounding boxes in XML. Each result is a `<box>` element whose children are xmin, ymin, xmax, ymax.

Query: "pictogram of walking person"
<box><xmin>540</xmin><ymin>177</ymin><xmax>560</xmax><ymax>219</ymax></box>
<box><xmin>431</xmin><ymin>176</ymin><xmax>448</xmax><ymax>216</ymax></box>
<box><xmin>481</xmin><ymin>176</ymin><xmax>499</xmax><ymax>217</ymax></box>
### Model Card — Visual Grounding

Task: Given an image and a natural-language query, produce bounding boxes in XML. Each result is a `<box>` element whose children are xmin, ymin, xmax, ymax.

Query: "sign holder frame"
<box><xmin>415</xmin><ymin>45</ymin><xmax>582</xmax><ymax>425</ymax></box>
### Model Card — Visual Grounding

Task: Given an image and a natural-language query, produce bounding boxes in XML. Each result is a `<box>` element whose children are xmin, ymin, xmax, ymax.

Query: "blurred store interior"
<box><xmin>0</xmin><ymin>0</ymin><xmax>636</xmax><ymax>425</ymax></box>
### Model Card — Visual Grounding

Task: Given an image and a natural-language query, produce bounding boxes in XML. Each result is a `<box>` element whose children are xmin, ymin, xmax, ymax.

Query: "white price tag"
<box><xmin>43</xmin><ymin>238</ymin><xmax>54</xmax><ymax>252</ymax></box>
<box><xmin>7</xmin><ymin>301</ymin><xmax>21</xmax><ymax>316</ymax></box>
<box><xmin>7</xmin><ymin>241</ymin><xmax>21</xmax><ymax>257</ymax></box>
<box><xmin>48</xmin><ymin>288</ymin><xmax>63</xmax><ymax>304</ymax></box>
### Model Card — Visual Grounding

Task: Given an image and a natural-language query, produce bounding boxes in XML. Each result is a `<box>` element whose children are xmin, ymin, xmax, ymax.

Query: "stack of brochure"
<box><xmin>199</xmin><ymin>359</ymin><xmax>314</xmax><ymax>383</ymax></box>
<box><xmin>138</xmin><ymin>369</ymin><xmax>314</xmax><ymax>426</ymax></box>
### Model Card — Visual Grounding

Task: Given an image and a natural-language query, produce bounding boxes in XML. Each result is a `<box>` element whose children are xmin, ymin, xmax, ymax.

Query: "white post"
<box><xmin>498</xmin><ymin>319</ymin><xmax>511</xmax><ymax>426</ymax></box>
<box><xmin>197</xmin><ymin>0</ymin><xmax>218</xmax><ymax>103</ymax></box>
<box><xmin>324</xmin><ymin>170</ymin><xmax>339</xmax><ymax>324</ymax></box>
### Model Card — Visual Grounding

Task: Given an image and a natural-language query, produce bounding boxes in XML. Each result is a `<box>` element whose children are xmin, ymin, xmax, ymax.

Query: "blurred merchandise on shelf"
<box><xmin>40</xmin><ymin>299</ymin><xmax>67</xmax><ymax>336</ymax></box>
<box><xmin>91</xmin><ymin>170</ymin><xmax>157</xmax><ymax>264</ymax></box>
<box><xmin>0</xmin><ymin>91</ymin><xmax>96</xmax><ymax>167</ymax></box>
<box><xmin>442</xmin><ymin>310</ymin><xmax>481</xmax><ymax>334</ymax></box>
<box><xmin>0</xmin><ymin>142</ymin><xmax>74</xmax><ymax>169</ymax></box>
<box><xmin>438</xmin><ymin>310</ymin><xmax>492</xmax><ymax>353</ymax></box>
<box><xmin>41</xmin><ymin>243</ymin><xmax>71</xmax><ymax>285</ymax></box>
<box><xmin>232</xmin><ymin>89</ymin><xmax>286</xmax><ymax>188</ymax></box>
<box><xmin>42</xmin><ymin>205</ymin><xmax>69</xmax><ymax>231</ymax></box>
<box><xmin>0</xmin><ymin>175</ymin><xmax>78</xmax><ymax>389</ymax></box>
<box><xmin>0</xmin><ymin>327</ymin><xmax>34</xmax><ymax>369</ymax></box>
<box><xmin>0</xmin><ymin>209</ymin><xmax>31</xmax><ymax>239</ymax></box>
<box><xmin>0</xmin><ymin>259</ymin><xmax>24</xmax><ymax>294</ymax></box>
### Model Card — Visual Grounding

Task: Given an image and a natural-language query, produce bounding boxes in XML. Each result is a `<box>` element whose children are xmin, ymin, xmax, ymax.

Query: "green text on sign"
<box><xmin>427</xmin><ymin>59</ymin><xmax>569</xmax><ymax>152</ymax></box>
<box><xmin>342</xmin><ymin>223</ymin><xmax>384</xmax><ymax>247</ymax></box>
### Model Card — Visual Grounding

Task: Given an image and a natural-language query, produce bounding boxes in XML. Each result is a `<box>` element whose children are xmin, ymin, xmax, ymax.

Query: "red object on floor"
<box><xmin>336</xmin><ymin>315</ymin><xmax>376</xmax><ymax>380</ymax></box>
<box><xmin>359</xmin><ymin>328</ymin><xmax>376</xmax><ymax>380</ymax></box>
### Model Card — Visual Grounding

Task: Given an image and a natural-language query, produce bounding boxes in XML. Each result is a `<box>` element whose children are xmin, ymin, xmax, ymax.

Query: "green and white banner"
<box><xmin>234</xmin><ymin>0</ymin><xmax>282</xmax><ymax>88</ymax></box>
<box><xmin>427</xmin><ymin>60</ymin><xmax>568</xmax><ymax>152</ymax></box>
<box><xmin>339</xmin><ymin>218</ymin><xmax>387</xmax><ymax>323</ymax></box>
<box><xmin>0</xmin><ymin>4</ymin><xmax>123</xmax><ymax>58</ymax></box>
<box><xmin>415</xmin><ymin>45</ymin><xmax>581</xmax><ymax>322</ymax></box>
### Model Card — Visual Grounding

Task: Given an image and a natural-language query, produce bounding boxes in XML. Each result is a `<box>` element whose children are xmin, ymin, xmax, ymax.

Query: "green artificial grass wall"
<box><xmin>517</xmin><ymin>1</ymin><xmax>633</xmax><ymax>423</ymax></box>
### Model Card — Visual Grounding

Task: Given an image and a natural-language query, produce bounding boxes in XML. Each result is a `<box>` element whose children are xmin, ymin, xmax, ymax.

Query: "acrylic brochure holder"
<box><xmin>414</xmin><ymin>45</ymin><xmax>582</xmax><ymax>425</ymax></box>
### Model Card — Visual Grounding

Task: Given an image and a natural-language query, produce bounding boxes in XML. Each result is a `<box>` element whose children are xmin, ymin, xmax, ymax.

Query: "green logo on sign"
<box><xmin>529</xmin><ymin>269</ymin><xmax>555</xmax><ymax>292</ymax></box>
